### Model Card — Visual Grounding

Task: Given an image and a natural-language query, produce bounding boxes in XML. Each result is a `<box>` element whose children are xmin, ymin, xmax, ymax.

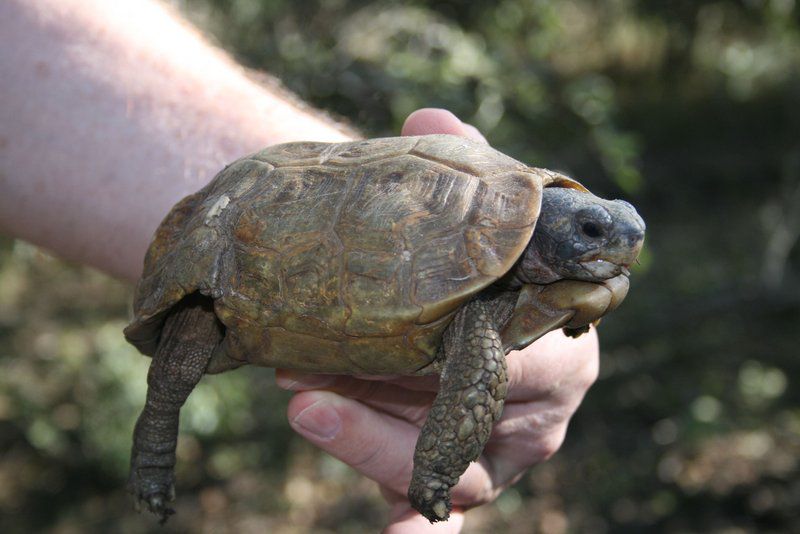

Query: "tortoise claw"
<box><xmin>131</xmin><ymin>489</ymin><xmax>176</xmax><ymax>524</ymax></box>
<box><xmin>127</xmin><ymin>462</ymin><xmax>177</xmax><ymax>523</ymax></box>
<box><xmin>408</xmin><ymin>481</ymin><xmax>452</xmax><ymax>523</ymax></box>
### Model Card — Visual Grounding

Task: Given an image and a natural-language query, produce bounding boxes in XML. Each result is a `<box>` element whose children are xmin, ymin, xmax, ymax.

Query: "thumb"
<box><xmin>383</xmin><ymin>503</ymin><xmax>465</xmax><ymax>534</ymax></box>
<box><xmin>401</xmin><ymin>108</ymin><xmax>487</xmax><ymax>144</ymax></box>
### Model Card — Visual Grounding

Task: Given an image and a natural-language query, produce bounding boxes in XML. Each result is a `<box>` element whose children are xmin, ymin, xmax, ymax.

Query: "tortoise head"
<box><xmin>516</xmin><ymin>187</ymin><xmax>645</xmax><ymax>284</ymax></box>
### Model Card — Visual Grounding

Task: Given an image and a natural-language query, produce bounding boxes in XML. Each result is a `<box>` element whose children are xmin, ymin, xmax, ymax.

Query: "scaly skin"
<box><xmin>128</xmin><ymin>294</ymin><xmax>223</xmax><ymax>523</ymax></box>
<box><xmin>409</xmin><ymin>299</ymin><xmax>508</xmax><ymax>522</ymax></box>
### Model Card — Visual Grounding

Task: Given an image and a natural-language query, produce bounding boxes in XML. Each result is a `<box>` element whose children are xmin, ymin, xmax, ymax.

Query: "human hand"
<box><xmin>275</xmin><ymin>108</ymin><xmax>600</xmax><ymax>533</ymax></box>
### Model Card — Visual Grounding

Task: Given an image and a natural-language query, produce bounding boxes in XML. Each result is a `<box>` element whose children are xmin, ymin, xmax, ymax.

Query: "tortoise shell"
<box><xmin>124</xmin><ymin>134</ymin><xmax>586</xmax><ymax>375</ymax></box>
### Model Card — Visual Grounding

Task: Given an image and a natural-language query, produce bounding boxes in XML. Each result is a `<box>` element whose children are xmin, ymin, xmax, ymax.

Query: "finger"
<box><xmin>276</xmin><ymin>368</ymin><xmax>440</xmax><ymax>393</ymax></box>
<box><xmin>285</xmin><ymin>390</ymin><xmax>499</xmax><ymax>506</ymax></box>
<box><xmin>482</xmin><ymin>398</ymin><xmax>573</xmax><ymax>484</ymax></box>
<box><xmin>354</xmin><ymin>374</ymin><xmax>440</xmax><ymax>391</ymax></box>
<box><xmin>460</xmin><ymin>122</ymin><xmax>488</xmax><ymax>143</ymax></box>
<box><xmin>277</xmin><ymin>327</ymin><xmax>597</xmax><ymax>403</ymax></box>
<box><xmin>276</xmin><ymin>328</ymin><xmax>598</xmax><ymax>419</ymax></box>
<box><xmin>384</xmin><ymin>503</ymin><xmax>465</xmax><ymax>534</ymax></box>
<box><xmin>286</xmin><ymin>390</ymin><xmax>417</xmax><ymax>494</ymax></box>
<box><xmin>504</xmin><ymin>328</ymin><xmax>599</xmax><ymax>403</ymax></box>
<box><xmin>277</xmin><ymin>370</ymin><xmax>434</xmax><ymax>426</ymax></box>
<box><xmin>401</xmin><ymin>108</ymin><xmax>488</xmax><ymax>143</ymax></box>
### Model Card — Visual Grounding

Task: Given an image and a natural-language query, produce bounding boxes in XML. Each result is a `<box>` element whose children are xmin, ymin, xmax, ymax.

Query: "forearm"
<box><xmin>0</xmin><ymin>0</ymin><xmax>355</xmax><ymax>281</ymax></box>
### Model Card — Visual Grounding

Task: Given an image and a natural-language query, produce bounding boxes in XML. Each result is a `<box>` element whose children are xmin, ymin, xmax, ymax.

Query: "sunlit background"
<box><xmin>1</xmin><ymin>1</ymin><xmax>798</xmax><ymax>532</ymax></box>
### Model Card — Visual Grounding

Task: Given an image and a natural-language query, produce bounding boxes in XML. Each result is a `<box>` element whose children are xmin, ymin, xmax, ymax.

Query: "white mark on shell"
<box><xmin>402</xmin><ymin>250</ymin><xmax>412</xmax><ymax>261</ymax></box>
<box><xmin>317</xmin><ymin>144</ymin><xmax>339</xmax><ymax>164</ymax></box>
<box><xmin>205</xmin><ymin>195</ymin><xmax>230</xmax><ymax>225</ymax></box>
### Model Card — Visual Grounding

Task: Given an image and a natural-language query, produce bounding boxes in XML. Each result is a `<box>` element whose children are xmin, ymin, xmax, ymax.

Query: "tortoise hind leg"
<box><xmin>128</xmin><ymin>294</ymin><xmax>223</xmax><ymax>523</ymax></box>
<box><xmin>408</xmin><ymin>299</ymin><xmax>508</xmax><ymax>522</ymax></box>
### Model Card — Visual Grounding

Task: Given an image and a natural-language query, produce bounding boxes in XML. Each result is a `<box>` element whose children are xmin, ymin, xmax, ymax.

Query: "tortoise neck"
<box><xmin>510</xmin><ymin>241</ymin><xmax>561</xmax><ymax>285</ymax></box>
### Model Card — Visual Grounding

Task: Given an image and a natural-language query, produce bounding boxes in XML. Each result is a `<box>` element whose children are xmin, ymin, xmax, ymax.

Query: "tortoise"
<box><xmin>124</xmin><ymin>134</ymin><xmax>645</xmax><ymax>523</ymax></box>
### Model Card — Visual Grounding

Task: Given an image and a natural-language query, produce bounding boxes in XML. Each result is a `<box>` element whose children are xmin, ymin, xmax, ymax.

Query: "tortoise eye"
<box><xmin>581</xmin><ymin>221</ymin><xmax>603</xmax><ymax>238</ymax></box>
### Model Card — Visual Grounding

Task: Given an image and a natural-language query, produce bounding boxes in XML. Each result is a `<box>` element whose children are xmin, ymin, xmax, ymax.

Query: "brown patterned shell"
<box><xmin>124</xmin><ymin>135</ymin><xmax>586</xmax><ymax>375</ymax></box>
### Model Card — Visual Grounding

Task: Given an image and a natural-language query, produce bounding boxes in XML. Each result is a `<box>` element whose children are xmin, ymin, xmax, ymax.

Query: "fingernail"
<box><xmin>275</xmin><ymin>372</ymin><xmax>335</xmax><ymax>391</ymax></box>
<box><xmin>461</xmin><ymin>123</ymin><xmax>489</xmax><ymax>144</ymax></box>
<box><xmin>291</xmin><ymin>400</ymin><xmax>341</xmax><ymax>441</ymax></box>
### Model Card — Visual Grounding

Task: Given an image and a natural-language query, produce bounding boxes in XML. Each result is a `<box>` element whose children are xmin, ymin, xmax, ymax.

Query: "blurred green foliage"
<box><xmin>2</xmin><ymin>0</ymin><xmax>799</xmax><ymax>532</ymax></box>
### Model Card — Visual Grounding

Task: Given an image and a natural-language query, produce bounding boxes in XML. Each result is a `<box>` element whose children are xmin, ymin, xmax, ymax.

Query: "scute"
<box><xmin>124</xmin><ymin>158</ymin><xmax>268</xmax><ymax>354</ymax></box>
<box><xmin>411</xmin><ymin>135</ymin><xmax>527</xmax><ymax>176</ymax></box>
<box><xmin>250</xmin><ymin>136</ymin><xmax>419</xmax><ymax>168</ymax></box>
<box><xmin>126</xmin><ymin>134</ymin><xmax>585</xmax><ymax>373</ymax></box>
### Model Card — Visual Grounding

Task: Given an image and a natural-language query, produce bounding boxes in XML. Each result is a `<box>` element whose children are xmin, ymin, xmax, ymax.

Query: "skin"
<box><xmin>0</xmin><ymin>1</ymin><xmax>602</xmax><ymax>531</ymax></box>
<box><xmin>0</xmin><ymin>0</ymin><xmax>353</xmax><ymax>280</ymax></box>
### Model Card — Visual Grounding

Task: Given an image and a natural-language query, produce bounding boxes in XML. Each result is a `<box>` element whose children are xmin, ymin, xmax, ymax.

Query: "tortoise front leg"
<box><xmin>128</xmin><ymin>294</ymin><xmax>223</xmax><ymax>523</ymax></box>
<box><xmin>409</xmin><ymin>299</ymin><xmax>508</xmax><ymax>522</ymax></box>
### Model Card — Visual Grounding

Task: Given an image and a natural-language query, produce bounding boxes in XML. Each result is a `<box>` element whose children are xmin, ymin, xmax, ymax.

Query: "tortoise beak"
<box><xmin>611</xmin><ymin>201</ymin><xmax>646</xmax><ymax>271</ymax></box>
<box><xmin>579</xmin><ymin>219</ymin><xmax>644</xmax><ymax>279</ymax></box>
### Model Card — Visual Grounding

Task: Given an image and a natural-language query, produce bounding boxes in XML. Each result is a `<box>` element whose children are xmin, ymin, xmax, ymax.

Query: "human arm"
<box><xmin>0</xmin><ymin>0</ymin><xmax>353</xmax><ymax>281</ymax></box>
<box><xmin>0</xmin><ymin>2</ymin><xmax>600</xmax><ymax>532</ymax></box>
